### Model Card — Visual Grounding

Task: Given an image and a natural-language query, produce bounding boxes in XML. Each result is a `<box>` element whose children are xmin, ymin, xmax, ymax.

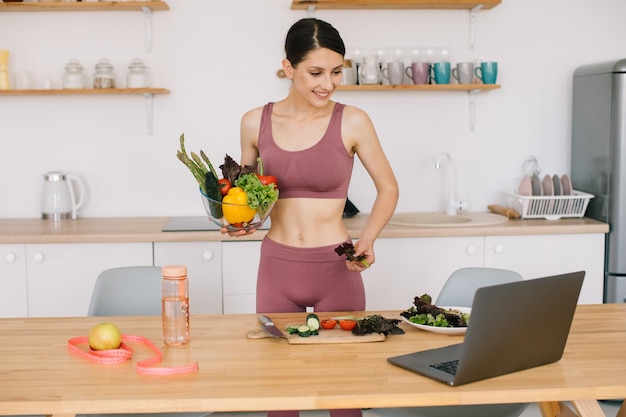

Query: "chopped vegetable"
<box><xmin>339</xmin><ymin>320</ymin><xmax>357</xmax><ymax>331</ymax></box>
<box><xmin>400</xmin><ymin>294</ymin><xmax>469</xmax><ymax>328</ymax></box>
<box><xmin>320</xmin><ymin>319</ymin><xmax>337</xmax><ymax>329</ymax></box>
<box><xmin>256</xmin><ymin>157</ymin><xmax>278</xmax><ymax>189</ymax></box>
<box><xmin>306</xmin><ymin>314</ymin><xmax>320</xmax><ymax>331</ymax></box>
<box><xmin>222</xmin><ymin>187</ymin><xmax>256</xmax><ymax>225</ymax></box>
<box><xmin>334</xmin><ymin>242</ymin><xmax>369</xmax><ymax>268</ymax></box>
<box><xmin>352</xmin><ymin>315</ymin><xmax>405</xmax><ymax>336</ymax></box>
<box><xmin>235</xmin><ymin>173</ymin><xmax>279</xmax><ymax>213</ymax></box>
<box><xmin>297</xmin><ymin>325</ymin><xmax>311</xmax><ymax>337</ymax></box>
<box><xmin>218</xmin><ymin>178</ymin><xmax>232</xmax><ymax>196</ymax></box>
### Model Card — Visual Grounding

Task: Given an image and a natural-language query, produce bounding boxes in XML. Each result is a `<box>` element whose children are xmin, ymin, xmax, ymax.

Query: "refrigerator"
<box><xmin>571</xmin><ymin>58</ymin><xmax>626</xmax><ymax>303</ymax></box>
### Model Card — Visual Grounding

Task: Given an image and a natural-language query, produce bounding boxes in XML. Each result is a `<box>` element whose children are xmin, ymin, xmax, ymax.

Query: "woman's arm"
<box><xmin>342</xmin><ymin>105</ymin><xmax>399</xmax><ymax>270</ymax></box>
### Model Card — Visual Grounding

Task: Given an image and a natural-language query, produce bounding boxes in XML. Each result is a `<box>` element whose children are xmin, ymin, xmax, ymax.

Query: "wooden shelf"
<box><xmin>0</xmin><ymin>1</ymin><xmax>169</xmax><ymax>12</ymax></box>
<box><xmin>0</xmin><ymin>88</ymin><xmax>169</xmax><ymax>96</ymax></box>
<box><xmin>291</xmin><ymin>0</ymin><xmax>501</xmax><ymax>10</ymax></box>
<box><xmin>336</xmin><ymin>84</ymin><xmax>500</xmax><ymax>91</ymax></box>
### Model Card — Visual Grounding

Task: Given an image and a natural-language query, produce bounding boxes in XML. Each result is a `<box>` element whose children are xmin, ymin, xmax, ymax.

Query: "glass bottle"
<box><xmin>126</xmin><ymin>58</ymin><xmax>148</xmax><ymax>89</ymax></box>
<box><xmin>93</xmin><ymin>58</ymin><xmax>116</xmax><ymax>89</ymax></box>
<box><xmin>63</xmin><ymin>59</ymin><xmax>85</xmax><ymax>89</ymax></box>
<box><xmin>162</xmin><ymin>265</ymin><xmax>190</xmax><ymax>346</ymax></box>
<box><xmin>341</xmin><ymin>59</ymin><xmax>356</xmax><ymax>86</ymax></box>
<box><xmin>0</xmin><ymin>49</ymin><xmax>10</xmax><ymax>90</ymax></box>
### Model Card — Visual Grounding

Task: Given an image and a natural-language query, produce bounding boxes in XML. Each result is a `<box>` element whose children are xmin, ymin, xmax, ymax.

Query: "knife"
<box><xmin>258</xmin><ymin>315</ymin><xmax>285</xmax><ymax>338</ymax></box>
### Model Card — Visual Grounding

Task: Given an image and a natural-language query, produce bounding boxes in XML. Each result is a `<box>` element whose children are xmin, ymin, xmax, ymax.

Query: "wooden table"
<box><xmin>1</xmin><ymin>306</ymin><xmax>625</xmax><ymax>417</ymax></box>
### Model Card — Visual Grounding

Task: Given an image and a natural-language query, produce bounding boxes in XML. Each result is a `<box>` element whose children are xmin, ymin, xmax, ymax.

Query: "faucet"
<box><xmin>435</xmin><ymin>152</ymin><xmax>459</xmax><ymax>216</ymax></box>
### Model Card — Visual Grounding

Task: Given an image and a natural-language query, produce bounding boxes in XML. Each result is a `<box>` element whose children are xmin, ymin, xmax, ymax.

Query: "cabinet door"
<box><xmin>0</xmin><ymin>244</ymin><xmax>28</xmax><ymax>318</ymax></box>
<box><xmin>26</xmin><ymin>243</ymin><xmax>153</xmax><ymax>317</ymax></box>
<box><xmin>363</xmin><ymin>237</ymin><xmax>484</xmax><ymax>310</ymax></box>
<box><xmin>484</xmin><ymin>234</ymin><xmax>605</xmax><ymax>304</ymax></box>
<box><xmin>153</xmin><ymin>242</ymin><xmax>222</xmax><ymax>314</ymax></box>
<box><xmin>222</xmin><ymin>241</ymin><xmax>261</xmax><ymax>314</ymax></box>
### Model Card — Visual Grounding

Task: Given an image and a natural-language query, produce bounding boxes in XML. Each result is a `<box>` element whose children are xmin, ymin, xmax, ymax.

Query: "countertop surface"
<box><xmin>0</xmin><ymin>214</ymin><xmax>610</xmax><ymax>244</ymax></box>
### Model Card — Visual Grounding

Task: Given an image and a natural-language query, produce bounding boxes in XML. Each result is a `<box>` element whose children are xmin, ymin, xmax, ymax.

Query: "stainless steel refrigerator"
<box><xmin>572</xmin><ymin>58</ymin><xmax>626</xmax><ymax>303</ymax></box>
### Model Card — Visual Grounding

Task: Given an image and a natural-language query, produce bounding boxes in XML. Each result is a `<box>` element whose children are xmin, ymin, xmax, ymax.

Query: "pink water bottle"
<box><xmin>161</xmin><ymin>265</ymin><xmax>190</xmax><ymax>346</ymax></box>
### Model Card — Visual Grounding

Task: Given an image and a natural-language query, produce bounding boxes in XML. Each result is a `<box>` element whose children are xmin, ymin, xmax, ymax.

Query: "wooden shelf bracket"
<box><xmin>142</xmin><ymin>6</ymin><xmax>153</xmax><ymax>53</ymax></box>
<box><xmin>468</xmin><ymin>89</ymin><xmax>481</xmax><ymax>131</ymax></box>
<box><xmin>469</xmin><ymin>4</ymin><xmax>483</xmax><ymax>49</ymax></box>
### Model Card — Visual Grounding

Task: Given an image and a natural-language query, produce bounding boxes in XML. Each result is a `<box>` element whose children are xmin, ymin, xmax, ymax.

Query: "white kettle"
<box><xmin>41</xmin><ymin>171</ymin><xmax>85</xmax><ymax>221</ymax></box>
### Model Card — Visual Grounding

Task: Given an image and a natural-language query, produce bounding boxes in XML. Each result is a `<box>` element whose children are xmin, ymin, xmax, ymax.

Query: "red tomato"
<box><xmin>218</xmin><ymin>178</ymin><xmax>232</xmax><ymax>196</ymax></box>
<box><xmin>320</xmin><ymin>319</ymin><xmax>337</xmax><ymax>329</ymax></box>
<box><xmin>339</xmin><ymin>320</ymin><xmax>357</xmax><ymax>331</ymax></box>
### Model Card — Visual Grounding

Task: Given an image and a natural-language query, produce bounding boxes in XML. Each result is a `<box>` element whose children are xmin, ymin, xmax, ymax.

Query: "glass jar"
<box><xmin>126</xmin><ymin>58</ymin><xmax>148</xmax><ymax>88</ymax></box>
<box><xmin>93</xmin><ymin>58</ymin><xmax>116</xmax><ymax>89</ymax></box>
<box><xmin>62</xmin><ymin>59</ymin><xmax>85</xmax><ymax>89</ymax></box>
<box><xmin>341</xmin><ymin>59</ymin><xmax>356</xmax><ymax>85</ymax></box>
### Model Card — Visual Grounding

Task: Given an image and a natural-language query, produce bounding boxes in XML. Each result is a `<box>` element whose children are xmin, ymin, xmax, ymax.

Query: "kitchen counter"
<box><xmin>0</xmin><ymin>214</ymin><xmax>609</xmax><ymax>244</ymax></box>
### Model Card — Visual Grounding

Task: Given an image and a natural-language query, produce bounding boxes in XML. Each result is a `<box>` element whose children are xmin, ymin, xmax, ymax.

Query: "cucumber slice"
<box><xmin>297</xmin><ymin>325</ymin><xmax>311</xmax><ymax>337</ymax></box>
<box><xmin>285</xmin><ymin>326</ymin><xmax>299</xmax><ymax>334</ymax></box>
<box><xmin>306</xmin><ymin>313</ymin><xmax>320</xmax><ymax>331</ymax></box>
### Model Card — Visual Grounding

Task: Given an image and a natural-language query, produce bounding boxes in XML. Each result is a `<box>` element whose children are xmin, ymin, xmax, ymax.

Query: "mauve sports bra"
<box><xmin>258</xmin><ymin>102</ymin><xmax>354</xmax><ymax>199</ymax></box>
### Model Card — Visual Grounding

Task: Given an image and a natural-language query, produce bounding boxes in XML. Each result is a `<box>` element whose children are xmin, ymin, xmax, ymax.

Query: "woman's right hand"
<box><xmin>220</xmin><ymin>227</ymin><xmax>258</xmax><ymax>237</ymax></box>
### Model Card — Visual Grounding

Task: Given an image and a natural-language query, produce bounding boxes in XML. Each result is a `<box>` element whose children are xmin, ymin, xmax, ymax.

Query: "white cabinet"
<box><xmin>0</xmin><ymin>244</ymin><xmax>28</xmax><ymax>317</ymax></box>
<box><xmin>484</xmin><ymin>234</ymin><xmax>605</xmax><ymax>304</ymax></box>
<box><xmin>26</xmin><ymin>242</ymin><xmax>153</xmax><ymax>317</ymax></box>
<box><xmin>153</xmin><ymin>242</ymin><xmax>223</xmax><ymax>314</ymax></box>
<box><xmin>363</xmin><ymin>237</ymin><xmax>484</xmax><ymax>310</ymax></box>
<box><xmin>222</xmin><ymin>241</ymin><xmax>261</xmax><ymax>314</ymax></box>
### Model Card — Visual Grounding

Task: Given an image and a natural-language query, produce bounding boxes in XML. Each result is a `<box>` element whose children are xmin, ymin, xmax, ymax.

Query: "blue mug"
<box><xmin>431</xmin><ymin>62</ymin><xmax>451</xmax><ymax>85</ymax></box>
<box><xmin>475</xmin><ymin>62</ymin><xmax>498</xmax><ymax>84</ymax></box>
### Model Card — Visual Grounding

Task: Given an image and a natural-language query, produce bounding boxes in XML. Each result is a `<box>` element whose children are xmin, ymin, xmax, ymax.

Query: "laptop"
<box><xmin>388</xmin><ymin>271</ymin><xmax>585</xmax><ymax>386</ymax></box>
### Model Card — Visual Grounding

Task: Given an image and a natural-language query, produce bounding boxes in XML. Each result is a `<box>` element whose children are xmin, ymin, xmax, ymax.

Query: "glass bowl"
<box><xmin>199</xmin><ymin>188</ymin><xmax>276</xmax><ymax>232</ymax></box>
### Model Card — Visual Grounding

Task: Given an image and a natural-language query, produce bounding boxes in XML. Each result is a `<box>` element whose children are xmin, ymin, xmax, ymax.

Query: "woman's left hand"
<box><xmin>346</xmin><ymin>239</ymin><xmax>374</xmax><ymax>272</ymax></box>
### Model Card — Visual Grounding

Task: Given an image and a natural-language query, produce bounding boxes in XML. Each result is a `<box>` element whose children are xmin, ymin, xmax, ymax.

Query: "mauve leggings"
<box><xmin>257</xmin><ymin>236</ymin><xmax>365</xmax><ymax>417</ymax></box>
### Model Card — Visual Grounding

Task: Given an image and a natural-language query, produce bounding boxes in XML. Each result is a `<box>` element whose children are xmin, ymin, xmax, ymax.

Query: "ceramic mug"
<box><xmin>405</xmin><ymin>62</ymin><xmax>430</xmax><ymax>85</ymax></box>
<box><xmin>475</xmin><ymin>61</ymin><xmax>498</xmax><ymax>84</ymax></box>
<box><xmin>381</xmin><ymin>61</ymin><xmax>405</xmax><ymax>85</ymax></box>
<box><xmin>452</xmin><ymin>62</ymin><xmax>474</xmax><ymax>85</ymax></box>
<box><xmin>431</xmin><ymin>62</ymin><xmax>451</xmax><ymax>85</ymax></box>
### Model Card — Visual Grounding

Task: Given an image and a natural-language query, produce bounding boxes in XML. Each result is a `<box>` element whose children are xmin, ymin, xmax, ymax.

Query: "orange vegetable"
<box><xmin>339</xmin><ymin>320</ymin><xmax>357</xmax><ymax>331</ymax></box>
<box><xmin>320</xmin><ymin>319</ymin><xmax>337</xmax><ymax>329</ymax></box>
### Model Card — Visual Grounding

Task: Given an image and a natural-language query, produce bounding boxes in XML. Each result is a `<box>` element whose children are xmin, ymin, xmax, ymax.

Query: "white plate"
<box><xmin>402</xmin><ymin>306</ymin><xmax>471</xmax><ymax>335</ymax></box>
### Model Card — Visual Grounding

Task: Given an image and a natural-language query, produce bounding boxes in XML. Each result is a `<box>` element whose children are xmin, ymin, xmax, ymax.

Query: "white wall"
<box><xmin>1</xmin><ymin>0</ymin><xmax>626</xmax><ymax>219</ymax></box>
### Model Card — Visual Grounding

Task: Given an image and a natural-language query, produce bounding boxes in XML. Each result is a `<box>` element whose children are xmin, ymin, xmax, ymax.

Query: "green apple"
<box><xmin>88</xmin><ymin>322</ymin><xmax>122</xmax><ymax>350</ymax></box>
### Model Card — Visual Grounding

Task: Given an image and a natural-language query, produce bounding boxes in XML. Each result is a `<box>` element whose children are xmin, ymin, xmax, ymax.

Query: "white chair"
<box><xmin>373</xmin><ymin>267</ymin><xmax>530</xmax><ymax>417</ymax></box>
<box><xmin>82</xmin><ymin>266</ymin><xmax>211</xmax><ymax>417</ymax></box>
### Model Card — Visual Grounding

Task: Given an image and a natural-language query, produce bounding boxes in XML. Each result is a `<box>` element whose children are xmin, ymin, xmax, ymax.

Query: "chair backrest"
<box><xmin>435</xmin><ymin>267</ymin><xmax>523</xmax><ymax>307</ymax></box>
<box><xmin>88</xmin><ymin>266</ymin><xmax>162</xmax><ymax>317</ymax></box>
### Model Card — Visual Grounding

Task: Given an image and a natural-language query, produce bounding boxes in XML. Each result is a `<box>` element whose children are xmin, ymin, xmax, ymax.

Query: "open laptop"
<box><xmin>388</xmin><ymin>271</ymin><xmax>585</xmax><ymax>386</ymax></box>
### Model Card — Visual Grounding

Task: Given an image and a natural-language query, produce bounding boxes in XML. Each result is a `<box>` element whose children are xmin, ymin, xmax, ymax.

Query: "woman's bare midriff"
<box><xmin>266</xmin><ymin>198</ymin><xmax>349</xmax><ymax>247</ymax></box>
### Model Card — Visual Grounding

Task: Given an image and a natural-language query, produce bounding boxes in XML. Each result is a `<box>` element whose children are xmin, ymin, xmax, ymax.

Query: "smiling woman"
<box><xmin>229</xmin><ymin>16</ymin><xmax>399</xmax><ymax>417</ymax></box>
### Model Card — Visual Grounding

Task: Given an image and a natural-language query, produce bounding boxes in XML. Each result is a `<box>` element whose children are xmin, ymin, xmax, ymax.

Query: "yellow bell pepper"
<box><xmin>222</xmin><ymin>187</ymin><xmax>256</xmax><ymax>225</ymax></box>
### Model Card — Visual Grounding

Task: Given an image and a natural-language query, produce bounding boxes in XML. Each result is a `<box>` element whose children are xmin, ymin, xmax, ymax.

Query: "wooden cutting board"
<box><xmin>246</xmin><ymin>328</ymin><xmax>385</xmax><ymax>344</ymax></box>
<box><xmin>287</xmin><ymin>328</ymin><xmax>385</xmax><ymax>344</ymax></box>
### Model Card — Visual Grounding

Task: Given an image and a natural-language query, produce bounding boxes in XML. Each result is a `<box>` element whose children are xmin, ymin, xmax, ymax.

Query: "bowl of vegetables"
<box><xmin>200</xmin><ymin>186</ymin><xmax>277</xmax><ymax>232</ymax></box>
<box><xmin>177</xmin><ymin>134</ymin><xmax>279</xmax><ymax>232</ymax></box>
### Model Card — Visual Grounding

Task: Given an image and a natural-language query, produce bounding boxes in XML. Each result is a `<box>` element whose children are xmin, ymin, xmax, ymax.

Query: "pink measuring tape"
<box><xmin>67</xmin><ymin>334</ymin><xmax>199</xmax><ymax>375</ymax></box>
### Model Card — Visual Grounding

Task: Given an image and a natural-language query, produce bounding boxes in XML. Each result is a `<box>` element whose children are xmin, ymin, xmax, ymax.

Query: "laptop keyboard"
<box><xmin>429</xmin><ymin>359</ymin><xmax>459</xmax><ymax>375</ymax></box>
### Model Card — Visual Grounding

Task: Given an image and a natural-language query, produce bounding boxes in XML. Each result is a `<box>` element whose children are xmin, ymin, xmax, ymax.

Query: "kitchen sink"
<box><xmin>389</xmin><ymin>211</ymin><xmax>509</xmax><ymax>228</ymax></box>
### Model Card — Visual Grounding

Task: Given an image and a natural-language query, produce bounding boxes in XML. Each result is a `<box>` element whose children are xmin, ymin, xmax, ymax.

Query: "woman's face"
<box><xmin>287</xmin><ymin>47</ymin><xmax>344</xmax><ymax>106</ymax></box>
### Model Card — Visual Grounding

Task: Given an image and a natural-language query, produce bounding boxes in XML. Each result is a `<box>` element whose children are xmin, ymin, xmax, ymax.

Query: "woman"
<box><xmin>228</xmin><ymin>18</ymin><xmax>398</xmax><ymax>417</ymax></box>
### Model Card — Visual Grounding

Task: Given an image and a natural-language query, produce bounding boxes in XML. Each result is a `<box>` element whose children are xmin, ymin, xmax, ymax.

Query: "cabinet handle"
<box><xmin>466</xmin><ymin>245</ymin><xmax>477</xmax><ymax>255</ymax></box>
<box><xmin>5</xmin><ymin>253</ymin><xmax>16</xmax><ymax>263</ymax></box>
<box><xmin>493</xmin><ymin>244</ymin><xmax>504</xmax><ymax>254</ymax></box>
<box><xmin>202</xmin><ymin>250</ymin><xmax>214</xmax><ymax>261</ymax></box>
<box><xmin>33</xmin><ymin>252</ymin><xmax>44</xmax><ymax>263</ymax></box>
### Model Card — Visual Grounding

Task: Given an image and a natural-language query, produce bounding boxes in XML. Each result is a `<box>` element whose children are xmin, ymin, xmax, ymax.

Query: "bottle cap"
<box><xmin>162</xmin><ymin>265</ymin><xmax>187</xmax><ymax>278</ymax></box>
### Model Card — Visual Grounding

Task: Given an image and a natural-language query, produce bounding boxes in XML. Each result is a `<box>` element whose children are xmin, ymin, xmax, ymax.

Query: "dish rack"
<box><xmin>503</xmin><ymin>190</ymin><xmax>594</xmax><ymax>220</ymax></box>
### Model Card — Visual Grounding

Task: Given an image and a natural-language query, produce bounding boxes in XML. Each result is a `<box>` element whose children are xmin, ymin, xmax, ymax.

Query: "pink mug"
<box><xmin>405</xmin><ymin>62</ymin><xmax>430</xmax><ymax>85</ymax></box>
